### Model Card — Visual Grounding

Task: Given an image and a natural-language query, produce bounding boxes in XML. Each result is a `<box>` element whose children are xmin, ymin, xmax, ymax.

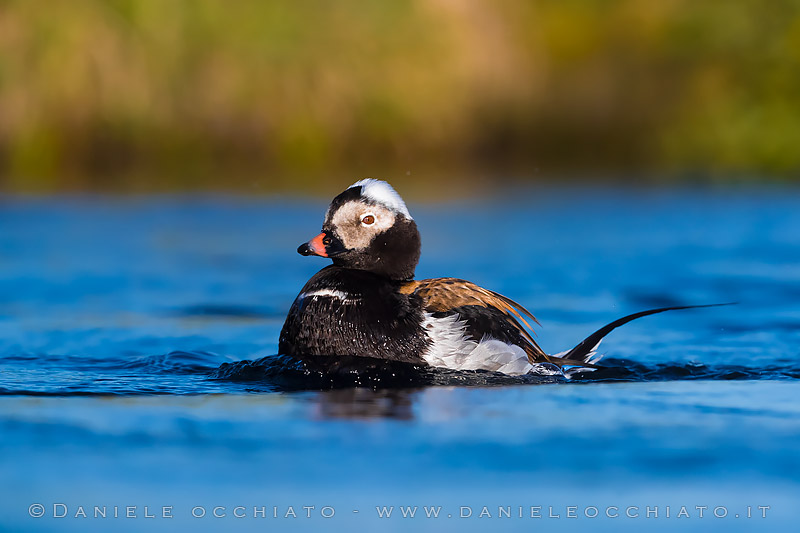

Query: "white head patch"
<box><xmin>349</xmin><ymin>179</ymin><xmax>412</xmax><ymax>219</ymax></box>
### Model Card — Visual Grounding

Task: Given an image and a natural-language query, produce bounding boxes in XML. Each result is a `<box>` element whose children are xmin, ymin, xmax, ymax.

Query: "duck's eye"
<box><xmin>360</xmin><ymin>214</ymin><xmax>376</xmax><ymax>226</ymax></box>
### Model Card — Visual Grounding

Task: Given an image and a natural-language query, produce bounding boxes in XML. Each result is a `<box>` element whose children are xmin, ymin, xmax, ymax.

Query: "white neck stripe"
<box><xmin>299</xmin><ymin>289</ymin><xmax>350</xmax><ymax>301</ymax></box>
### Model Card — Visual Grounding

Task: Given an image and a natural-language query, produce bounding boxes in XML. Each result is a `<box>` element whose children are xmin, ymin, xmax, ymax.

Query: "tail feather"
<box><xmin>555</xmin><ymin>303</ymin><xmax>734</xmax><ymax>366</ymax></box>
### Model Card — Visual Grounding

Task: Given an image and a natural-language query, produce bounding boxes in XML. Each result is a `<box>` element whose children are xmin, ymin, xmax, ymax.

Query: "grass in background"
<box><xmin>1</xmin><ymin>0</ymin><xmax>799</xmax><ymax>192</ymax></box>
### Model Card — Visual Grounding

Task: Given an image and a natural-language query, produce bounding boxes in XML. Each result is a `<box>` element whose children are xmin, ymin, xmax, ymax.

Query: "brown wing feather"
<box><xmin>399</xmin><ymin>278</ymin><xmax>550</xmax><ymax>363</ymax></box>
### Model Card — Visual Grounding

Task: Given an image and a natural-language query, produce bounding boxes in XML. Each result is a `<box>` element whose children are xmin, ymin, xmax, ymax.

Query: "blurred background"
<box><xmin>1</xmin><ymin>0</ymin><xmax>799</xmax><ymax>194</ymax></box>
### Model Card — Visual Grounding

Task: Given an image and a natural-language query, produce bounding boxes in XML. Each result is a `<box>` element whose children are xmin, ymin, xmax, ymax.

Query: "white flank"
<box><xmin>298</xmin><ymin>289</ymin><xmax>350</xmax><ymax>302</ymax></box>
<box><xmin>350</xmin><ymin>178</ymin><xmax>412</xmax><ymax>219</ymax></box>
<box><xmin>420</xmin><ymin>313</ymin><xmax>534</xmax><ymax>376</ymax></box>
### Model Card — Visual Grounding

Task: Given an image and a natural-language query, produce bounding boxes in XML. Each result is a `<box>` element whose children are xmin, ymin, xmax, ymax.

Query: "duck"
<box><xmin>278</xmin><ymin>178</ymin><xmax>717</xmax><ymax>376</ymax></box>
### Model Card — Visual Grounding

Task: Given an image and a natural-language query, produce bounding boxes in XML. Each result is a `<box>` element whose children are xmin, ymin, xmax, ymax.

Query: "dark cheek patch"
<box><xmin>339</xmin><ymin>222</ymin><xmax>361</xmax><ymax>249</ymax></box>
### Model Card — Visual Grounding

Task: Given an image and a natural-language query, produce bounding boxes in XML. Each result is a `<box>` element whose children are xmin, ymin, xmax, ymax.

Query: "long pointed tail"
<box><xmin>552</xmin><ymin>303</ymin><xmax>734</xmax><ymax>367</ymax></box>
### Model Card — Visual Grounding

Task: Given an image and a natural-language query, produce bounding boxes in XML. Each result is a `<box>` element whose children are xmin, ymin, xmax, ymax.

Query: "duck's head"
<box><xmin>298</xmin><ymin>179</ymin><xmax>421</xmax><ymax>280</ymax></box>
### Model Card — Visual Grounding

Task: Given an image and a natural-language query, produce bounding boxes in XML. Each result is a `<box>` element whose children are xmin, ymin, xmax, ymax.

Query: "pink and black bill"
<box><xmin>297</xmin><ymin>231</ymin><xmax>345</xmax><ymax>258</ymax></box>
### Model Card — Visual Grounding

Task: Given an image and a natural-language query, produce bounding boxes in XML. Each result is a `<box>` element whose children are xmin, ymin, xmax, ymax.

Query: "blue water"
<box><xmin>1</xmin><ymin>185</ymin><xmax>799</xmax><ymax>531</ymax></box>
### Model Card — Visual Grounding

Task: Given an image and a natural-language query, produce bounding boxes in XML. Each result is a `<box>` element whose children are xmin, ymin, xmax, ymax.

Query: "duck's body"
<box><xmin>279</xmin><ymin>179</ymin><xmax>715</xmax><ymax>375</ymax></box>
<box><xmin>279</xmin><ymin>265</ymin><xmax>551</xmax><ymax>375</ymax></box>
<box><xmin>279</xmin><ymin>265</ymin><xmax>429</xmax><ymax>365</ymax></box>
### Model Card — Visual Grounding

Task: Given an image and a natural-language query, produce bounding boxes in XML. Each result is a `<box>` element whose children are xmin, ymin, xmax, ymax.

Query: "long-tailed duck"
<box><xmin>279</xmin><ymin>179</ymin><xmax>716</xmax><ymax>375</ymax></box>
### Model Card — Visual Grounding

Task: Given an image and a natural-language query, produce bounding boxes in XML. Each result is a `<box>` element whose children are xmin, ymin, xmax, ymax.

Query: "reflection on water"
<box><xmin>311</xmin><ymin>388</ymin><xmax>420</xmax><ymax>420</ymax></box>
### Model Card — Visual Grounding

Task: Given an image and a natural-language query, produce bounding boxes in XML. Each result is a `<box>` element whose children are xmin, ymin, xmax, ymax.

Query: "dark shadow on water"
<box><xmin>211</xmin><ymin>354</ymin><xmax>574</xmax><ymax>390</ymax></box>
<box><xmin>210</xmin><ymin>353</ymin><xmax>800</xmax><ymax>392</ymax></box>
<box><xmin>570</xmin><ymin>358</ymin><xmax>800</xmax><ymax>382</ymax></box>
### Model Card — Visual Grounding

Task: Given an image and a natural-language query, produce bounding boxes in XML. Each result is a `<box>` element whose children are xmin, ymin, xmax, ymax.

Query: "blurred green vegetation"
<box><xmin>1</xmin><ymin>0</ymin><xmax>799</xmax><ymax>192</ymax></box>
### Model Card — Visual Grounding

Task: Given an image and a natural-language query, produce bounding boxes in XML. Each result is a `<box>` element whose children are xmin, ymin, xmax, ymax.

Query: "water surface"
<box><xmin>1</xmin><ymin>186</ymin><xmax>799</xmax><ymax>531</ymax></box>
